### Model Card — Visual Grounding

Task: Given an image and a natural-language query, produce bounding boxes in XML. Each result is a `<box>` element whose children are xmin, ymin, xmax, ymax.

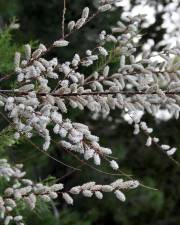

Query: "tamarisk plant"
<box><xmin>0</xmin><ymin>158</ymin><xmax>139</xmax><ymax>225</ymax></box>
<box><xmin>0</xmin><ymin>0</ymin><xmax>180</xmax><ymax>224</ymax></box>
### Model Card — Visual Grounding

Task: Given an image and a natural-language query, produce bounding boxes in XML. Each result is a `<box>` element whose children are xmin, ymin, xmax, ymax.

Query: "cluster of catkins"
<box><xmin>0</xmin><ymin>0</ymin><xmax>180</xmax><ymax>224</ymax></box>
<box><xmin>0</xmin><ymin>158</ymin><xmax>139</xmax><ymax>225</ymax></box>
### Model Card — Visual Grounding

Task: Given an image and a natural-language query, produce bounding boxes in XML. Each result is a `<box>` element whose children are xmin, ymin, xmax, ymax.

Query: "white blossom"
<box><xmin>110</xmin><ymin>160</ymin><xmax>119</xmax><ymax>170</ymax></box>
<box><xmin>53</xmin><ymin>40</ymin><xmax>69</xmax><ymax>47</ymax></box>
<box><xmin>62</xmin><ymin>193</ymin><xmax>74</xmax><ymax>205</ymax></box>
<box><xmin>114</xmin><ymin>190</ymin><xmax>126</xmax><ymax>202</ymax></box>
<box><xmin>98</xmin><ymin>4</ymin><xmax>112</xmax><ymax>12</ymax></box>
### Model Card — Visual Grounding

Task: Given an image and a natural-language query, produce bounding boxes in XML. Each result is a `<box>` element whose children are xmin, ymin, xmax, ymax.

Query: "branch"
<box><xmin>61</xmin><ymin>0</ymin><xmax>66</xmax><ymax>38</ymax></box>
<box><xmin>0</xmin><ymin>89</ymin><xmax>180</xmax><ymax>97</ymax></box>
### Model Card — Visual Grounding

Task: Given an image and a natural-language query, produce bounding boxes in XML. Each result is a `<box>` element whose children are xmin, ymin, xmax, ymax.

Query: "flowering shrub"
<box><xmin>0</xmin><ymin>0</ymin><xmax>180</xmax><ymax>224</ymax></box>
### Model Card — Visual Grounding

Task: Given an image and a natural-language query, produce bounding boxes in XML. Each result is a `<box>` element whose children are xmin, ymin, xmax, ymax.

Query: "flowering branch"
<box><xmin>0</xmin><ymin>1</ymin><xmax>180</xmax><ymax>224</ymax></box>
<box><xmin>1</xmin><ymin>89</ymin><xmax>180</xmax><ymax>97</ymax></box>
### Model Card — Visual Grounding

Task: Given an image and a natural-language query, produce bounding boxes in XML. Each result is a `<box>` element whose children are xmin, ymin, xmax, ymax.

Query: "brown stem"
<box><xmin>0</xmin><ymin>89</ymin><xmax>179</xmax><ymax>97</ymax></box>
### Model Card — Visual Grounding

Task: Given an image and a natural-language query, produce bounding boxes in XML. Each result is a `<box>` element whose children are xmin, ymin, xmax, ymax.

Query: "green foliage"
<box><xmin>20</xmin><ymin>204</ymin><xmax>95</xmax><ymax>225</ymax></box>
<box><xmin>0</xmin><ymin>127</ymin><xmax>19</xmax><ymax>154</ymax></box>
<box><xmin>0</xmin><ymin>26</ymin><xmax>19</xmax><ymax>73</ymax></box>
<box><xmin>0</xmin><ymin>0</ymin><xmax>19</xmax><ymax>19</ymax></box>
<box><xmin>0</xmin><ymin>23</ymin><xmax>37</xmax><ymax>78</ymax></box>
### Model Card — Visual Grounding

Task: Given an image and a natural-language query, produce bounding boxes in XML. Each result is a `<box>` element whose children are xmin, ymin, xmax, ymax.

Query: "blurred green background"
<box><xmin>0</xmin><ymin>0</ymin><xmax>180</xmax><ymax>225</ymax></box>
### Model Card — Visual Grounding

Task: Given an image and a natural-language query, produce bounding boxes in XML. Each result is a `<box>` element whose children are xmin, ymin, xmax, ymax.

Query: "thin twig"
<box><xmin>52</xmin><ymin>139</ymin><xmax>158</xmax><ymax>191</ymax></box>
<box><xmin>61</xmin><ymin>0</ymin><xmax>66</xmax><ymax>38</ymax></box>
<box><xmin>0</xmin><ymin>89</ymin><xmax>180</xmax><ymax>97</ymax></box>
